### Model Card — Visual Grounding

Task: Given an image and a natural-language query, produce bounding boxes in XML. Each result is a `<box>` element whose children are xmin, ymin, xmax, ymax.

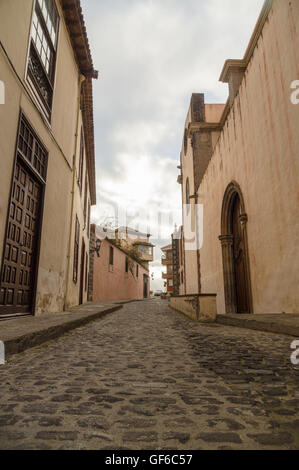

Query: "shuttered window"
<box><xmin>109</xmin><ymin>247</ymin><xmax>114</xmax><ymax>266</ymax></box>
<box><xmin>73</xmin><ymin>216</ymin><xmax>80</xmax><ymax>283</ymax></box>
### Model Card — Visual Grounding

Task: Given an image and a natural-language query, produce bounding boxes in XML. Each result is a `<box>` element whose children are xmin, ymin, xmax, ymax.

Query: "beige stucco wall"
<box><xmin>205</xmin><ymin>104</ymin><xmax>225</xmax><ymax>123</ymax></box>
<box><xmin>64</xmin><ymin>109</ymin><xmax>91</xmax><ymax>309</ymax></box>
<box><xmin>198</xmin><ymin>0</ymin><xmax>299</xmax><ymax>314</ymax></box>
<box><xmin>0</xmin><ymin>0</ymin><xmax>93</xmax><ymax>314</ymax></box>
<box><xmin>170</xmin><ymin>295</ymin><xmax>217</xmax><ymax>323</ymax></box>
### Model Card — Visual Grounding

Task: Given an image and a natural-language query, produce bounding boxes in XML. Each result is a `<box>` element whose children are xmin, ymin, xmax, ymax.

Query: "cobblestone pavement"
<box><xmin>0</xmin><ymin>299</ymin><xmax>298</xmax><ymax>450</ymax></box>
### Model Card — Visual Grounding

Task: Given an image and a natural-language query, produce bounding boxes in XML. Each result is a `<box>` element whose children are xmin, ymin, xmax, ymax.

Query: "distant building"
<box><xmin>115</xmin><ymin>227</ymin><xmax>155</xmax><ymax>270</ymax></box>
<box><xmin>161</xmin><ymin>244</ymin><xmax>173</xmax><ymax>294</ymax></box>
<box><xmin>0</xmin><ymin>0</ymin><xmax>97</xmax><ymax>317</ymax></box>
<box><xmin>89</xmin><ymin>225</ymin><xmax>150</xmax><ymax>302</ymax></box>
<box><xmin>171</xmin><ymin>227</ymin><xmax>184</xmax><ymax>296</ymax></box>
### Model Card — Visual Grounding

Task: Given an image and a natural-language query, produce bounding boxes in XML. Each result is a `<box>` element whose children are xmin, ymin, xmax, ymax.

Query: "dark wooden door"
<box><xmin>232</xmin><ymin>195</ymin><xmax>250</xmax><ymax>313</ymax></box>
<box><xmin>143</xmin><ymin>274</ymin><xmax>148</xmax><ymax>299</ymax></box>
<box><xmin>0</xmin><ymin>160</ymin><xmax>41</xmax><ymax>316</ymax></box>
<box><xmin>79</xmin><ymin>238</ymin><xmax>85</xmax><ymax>305</ymax></box>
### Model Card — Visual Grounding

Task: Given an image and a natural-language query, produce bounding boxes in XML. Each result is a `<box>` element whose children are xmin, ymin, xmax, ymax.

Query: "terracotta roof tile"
<box><xmin>60</xmin><ymin>0</ymin><xmax>98</xmax><ymax>205</ymax></box>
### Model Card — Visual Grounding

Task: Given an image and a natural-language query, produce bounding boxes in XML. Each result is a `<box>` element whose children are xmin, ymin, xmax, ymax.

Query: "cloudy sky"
<box><xmin>80</xmin><ymin>0</ymin><xmax>264</xmax><ymax>290</ymax></box>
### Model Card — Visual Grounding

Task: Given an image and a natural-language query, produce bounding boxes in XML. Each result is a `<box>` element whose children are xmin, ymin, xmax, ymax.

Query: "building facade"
<box><xmin>115</xmin><ymin>227</ymin><xmax>154</xmax><ymax>270</ymax></box>
<box><xmin>177</xmin><ymin>0</ymin><xmax>299</xmax><ymax>314</ymax></box>
<box><xmin>161</xmin><ymin>244</ymin><xmax>174</xmax><ymax>294</ymax></box>
<box><xmin>89</xmin><ymin>225</ymin><xmax>150</xmax><ymax>302</ymax></box>
<box><xmin>171</xmin><ymin>227</ymin><xmax>184</xmax><ymax>296</ymax></box>
<box><xmin>0</xmin><ymin>0</ymin><xmax>97</xmax><ymax>317</ymax></box>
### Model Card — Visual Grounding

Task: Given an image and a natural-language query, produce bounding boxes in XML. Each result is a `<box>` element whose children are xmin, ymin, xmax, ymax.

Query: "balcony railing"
<box><xmin>162</xmin><ymin>272</ymin><xmax>173</xmax><ymax>280</ymax></box>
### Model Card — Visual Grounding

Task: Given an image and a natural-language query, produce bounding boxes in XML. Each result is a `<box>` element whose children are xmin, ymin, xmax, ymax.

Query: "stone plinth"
<box><xmin>170</xmin><ymin>294</ymin><xmax>217</xmax><ymax>323</ymax></box>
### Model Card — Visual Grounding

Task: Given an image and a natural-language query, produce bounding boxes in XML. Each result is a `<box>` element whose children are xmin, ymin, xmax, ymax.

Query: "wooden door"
<box><xmin>232</xmin><ymin>195</ymin><xmax>250</xmax><ymax>313</ymax></box>
<box><xmin>0</xmin><ymin>160</ymin><xmax>41</xmax><ymax>316</ymax></box>
<box><xmin>143</xmin><ymin>274</ymin><xmax>148</xmax><ymax>299</ymax></box>
<box><xmin>79</xmin><ymin>238</ymin><xmax>85</xmax><ymax>305</ymax></box>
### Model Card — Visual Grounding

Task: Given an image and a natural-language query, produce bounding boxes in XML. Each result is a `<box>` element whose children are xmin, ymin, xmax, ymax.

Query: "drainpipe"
<box><xmin>63</xmin><ymin>73</ymin><xmax>86</xmax><ymax>311</ymax></box>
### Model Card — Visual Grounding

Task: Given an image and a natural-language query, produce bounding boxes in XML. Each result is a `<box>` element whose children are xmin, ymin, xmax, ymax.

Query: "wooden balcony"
<box><xmin>162</xmin><ymin>272</ymin><xmax>173</xmax><ymax>280</ymax></box>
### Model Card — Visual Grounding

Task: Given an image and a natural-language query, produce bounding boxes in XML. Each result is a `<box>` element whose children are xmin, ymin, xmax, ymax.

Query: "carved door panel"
<box><xmin>232</xmin><ymin>195</ymin><xmax>249</xmax><ymax>313</ymax></box>
<box><xmin>0</xmin><ymin>160</ymin><xmax>41</xmax><ymax>315</ymax></box>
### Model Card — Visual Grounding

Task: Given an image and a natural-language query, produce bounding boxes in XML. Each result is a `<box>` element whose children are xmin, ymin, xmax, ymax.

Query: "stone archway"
<box><xmin>219</xmin><ymin>182</ymin><xmax>253</xmax><ymax>314</ymax></box>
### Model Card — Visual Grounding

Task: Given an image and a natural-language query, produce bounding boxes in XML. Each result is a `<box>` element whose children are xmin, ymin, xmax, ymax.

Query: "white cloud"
<box><xmin>82</xmin><ymin>0</ymin><xmax>265</xmax><ymax>288</ymax></box>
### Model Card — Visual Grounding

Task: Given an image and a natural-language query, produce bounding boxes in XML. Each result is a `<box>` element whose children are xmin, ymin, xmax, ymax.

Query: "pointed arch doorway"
<box><xmin>219</xmin><ymin>182</ymin><xmax>253</xmax><ymax>314</ymax></box>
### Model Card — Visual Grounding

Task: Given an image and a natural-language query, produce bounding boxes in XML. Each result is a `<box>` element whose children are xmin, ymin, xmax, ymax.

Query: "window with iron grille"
<box><xmin>78</xmin><ymin>127</ymin><xmax>84</xmax><ymax>193</ymax></box>
<box><xmin>17</xmin><ymin>114</ymin><xmax>48</xmax><ymax>181</ymax></box>
<box><xmin>186</xmin><ymin>178</ymin><xmax>190</xmax><ymax>215</ymax></box>
<box><xmin>27</xmin><ymin>0</ymin><xmax>59</xmax><ymax>120</ymax></box>
<box><xmin>73</xmin><ymin>216</ymin><xmax>80</xmax><ymax>283</ymax></box>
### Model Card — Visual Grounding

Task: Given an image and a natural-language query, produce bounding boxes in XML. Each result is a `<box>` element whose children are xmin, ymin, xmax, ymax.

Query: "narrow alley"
<box><xmin>0</xmin><ymin>299</ymin><xmax>298</xmax><ymax>450</ymax></box>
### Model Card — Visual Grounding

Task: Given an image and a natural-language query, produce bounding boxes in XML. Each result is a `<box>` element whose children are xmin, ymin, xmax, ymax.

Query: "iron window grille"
<box><xmin>27</xmin><ymin>0</ymin><xmax>59</xmax><ymax>121</ymax></box>
<box><xmin>17</xmin><ymin>114</ymin><xmax>48</xmax><ymax>182</ymax></box>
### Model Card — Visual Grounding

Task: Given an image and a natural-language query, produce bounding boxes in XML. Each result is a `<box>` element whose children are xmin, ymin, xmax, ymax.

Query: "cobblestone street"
<box><xmin>0</xmin><ymin>299</ymin><xmax>298</xmax><ymax>450</ymax></box>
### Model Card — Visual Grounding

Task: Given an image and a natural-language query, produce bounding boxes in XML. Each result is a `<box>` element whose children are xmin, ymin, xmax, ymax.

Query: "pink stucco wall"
<box><xmin>92</xmin><ymin>239</ymin><xmax>150</xmax><ymax>302</ymax></box>
<box><xmin>199</xmin><ymin>0</ymin><xmax>299</xmax><ymax>314</ymax></box>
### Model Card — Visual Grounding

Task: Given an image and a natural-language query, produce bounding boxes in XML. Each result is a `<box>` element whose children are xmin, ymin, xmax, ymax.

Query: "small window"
<box><xmin>184</xmin><ymin>128</ymin><xmax>188</xmax><ymax>154</ymax></box>
<box><xmin>136</xmin><ymin>264</ymin><xmax>139</xmax><ymax>278</ymax></box>
<box><xmin>109</xmin><ymin>246</ymin><xmax>114</xmax><ymax>266</ymax></box>
<box><xmin>73</xmin><ymin>216</ymin><xmax>80</xmax><ymax>283</ymax></box>
<box><xmin>125</xmin><ymin>256</ymin><xmax>129</xmax><ymax>273</ymax></box>
<box><xmin>27</xmin><ymin>0</ymin><xmax>59</xmax><ymax>120</ymax></box>
<box><xmin>186</xmin><ymin>178</ymin><xmax>190</xmax><ymax>215</ymax></box>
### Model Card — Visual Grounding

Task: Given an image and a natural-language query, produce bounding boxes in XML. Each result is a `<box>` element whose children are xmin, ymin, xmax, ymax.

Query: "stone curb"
<box><xmin>2</xmin><ymin>305</ymin><xmax>123</xmax><ymax>360</ymax></box>
<box><xmin>216</xmin><ymin>315</ymin><xmax>299</xmax><ymax>337</ymax></box>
